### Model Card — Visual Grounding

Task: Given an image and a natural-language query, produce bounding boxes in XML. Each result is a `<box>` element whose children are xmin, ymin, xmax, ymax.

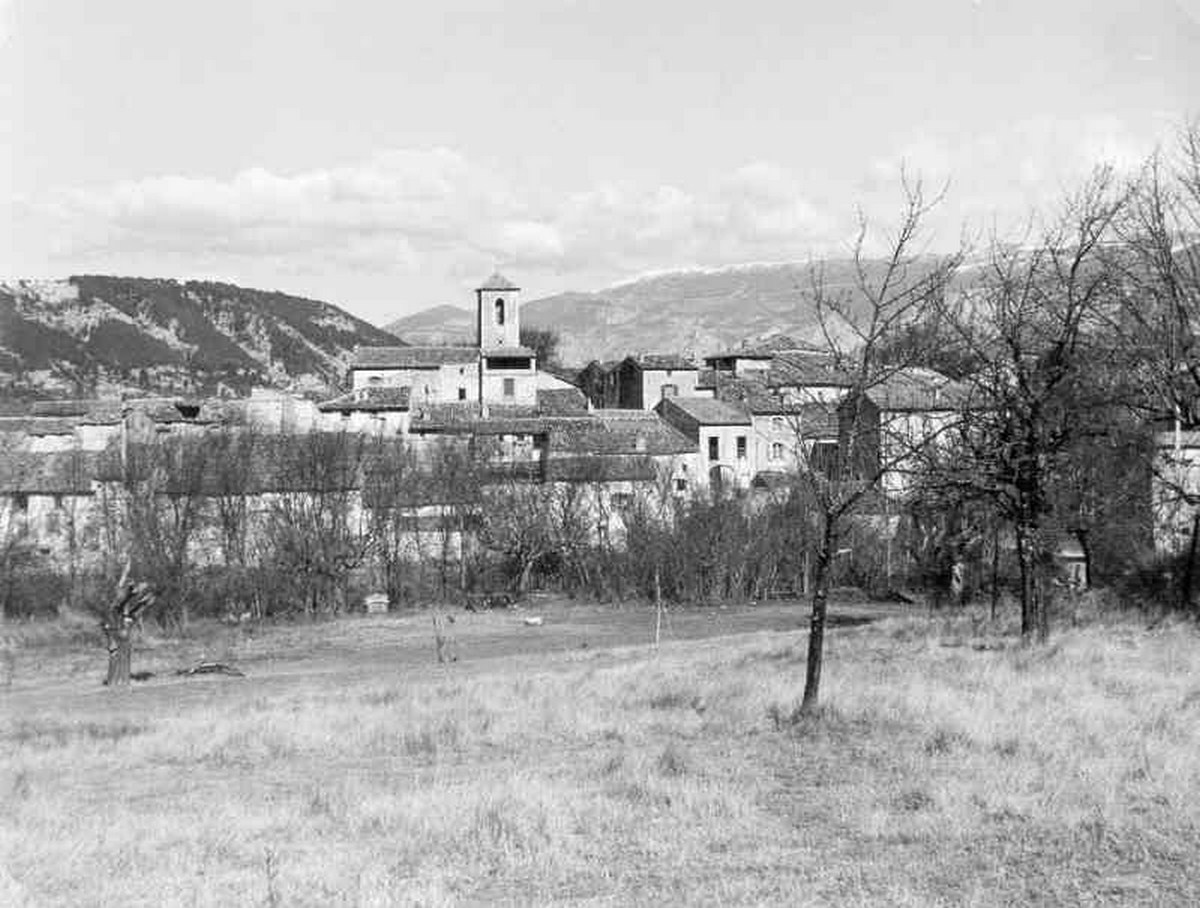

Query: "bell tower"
<box><xmin>476</xmin><ymin>271</ymin><xmax>521</xmax><ymax>350</ymax></box>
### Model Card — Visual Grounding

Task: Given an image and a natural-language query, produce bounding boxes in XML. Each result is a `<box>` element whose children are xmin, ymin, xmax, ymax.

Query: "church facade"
<box><xmin>347</xmin><ymin>272</ymin><xmax>538</xmax><ymax>408</ymax></box>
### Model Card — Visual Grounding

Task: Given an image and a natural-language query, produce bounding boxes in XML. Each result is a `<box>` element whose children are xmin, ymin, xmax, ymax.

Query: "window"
<box><xmin>772</xmin><ymin>416</ymin><xmax>785</xmax><ymax>431</ymax></box>
<box><xmin>674</xmin><ymin>478</ymin><xmax>688</xmax><ymax>493</ymax></box>
<box><xmin>494</xmin><ymin>298</ymin><xmax>505</xmax><ymax>325</ymax></box>
<box><xmin>13</xmin><ymin>492</ymin><xmax>28</xmax><ymax>513</ymax></box>
<box><xmin>771</xmin><ymin>442</ymin><xmax>784</xmax><ymax>461</ymax></box>
<box><xmin>611</xmin><ymin>492</ymin><xmax>633</xmax><ymax>509</ymax></box>
<box><xmin>708</xmin><ymin>437</ymin><xmax>719</xmax><ymax>461</ymax></box>
<box><xmin>661</xmin><ymin>383</ymin><xmax>678</xmax><ymax>400</ymax></box>
<box><xmin>458</xmin><ymin>387</ymin><xmax>467</xmax><ymax>401</ymax></box>
<box><xmin>736</xmin><ymin>436</ymin><xmax>747</xmax><ymax>459</ymax></box>
<box><xmin>503</xmin><ymin>378</ymin><xmax>515</xmax><ymax>398</ymax></box>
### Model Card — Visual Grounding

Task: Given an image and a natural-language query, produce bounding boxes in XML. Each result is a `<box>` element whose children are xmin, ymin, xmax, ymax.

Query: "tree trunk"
<box><xmin>1181</xmin><ymin>513</ymin><xmax>1200</xmax><ymax>612</ymax></box>
<box><xmin>432</xmin><ymin>607</ymin><xmax>456</xmax><ymax>664</ymax></box>
<box><xmin>990</xmin><ymin>525</ymin><xmax>1000</xmax><ymax>622</ymax></box>
<box><xmin>104</xmin><ymin>623</ymin><xmax>132</xmax><ymax>686</ymax></box>
<box><xmin>800</xmin><ymin>525</ymin><xmax>834</xmax><ymax>715</ymax></box>
<box><xmin>654</xmin><ymin>566</ymin><xmax>663</xmax><ymax>648</ymax></box>
<box><xmin>1016</xmin><ymin>521</ymin><xmax>1051</xmax><ymax>644</ymax></box>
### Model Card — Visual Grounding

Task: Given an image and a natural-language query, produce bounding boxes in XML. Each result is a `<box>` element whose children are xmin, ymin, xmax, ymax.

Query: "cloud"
<box><xmin>20</xmin><ymin>149</ymin><xmax>840</xmax><ymax>287</ymax></box>
<box><xmin>0</xmin><ymin>0</ymin><xmax>12</xmax><ymax>48</ymax></box>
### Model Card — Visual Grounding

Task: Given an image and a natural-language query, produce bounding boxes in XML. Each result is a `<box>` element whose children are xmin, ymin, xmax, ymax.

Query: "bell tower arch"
<box><xmin>476</xmin><ymin>271</ymin><xmax>521</xmax><ymax>350</ymax></box>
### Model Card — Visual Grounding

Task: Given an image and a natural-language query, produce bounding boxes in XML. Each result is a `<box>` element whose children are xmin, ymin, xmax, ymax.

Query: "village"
<box><xmin>0</xmin><ymin>269</ymin><xmax>990</xmax><ymax>608</ymax></box>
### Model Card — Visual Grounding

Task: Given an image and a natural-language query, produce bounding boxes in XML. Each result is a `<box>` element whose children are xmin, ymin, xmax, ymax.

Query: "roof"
<box><xmin>767</xmin><ymin>352</ymin><xmax>853</xmax><ymax>388</ymax></box>
<box><xmin>0</xmin><ymin>416</ymin><xmax>79</xmax><ymax>437</ymax></box>
<box><xmin>712</xmin><ymin>380</ymin><xmax>840</xmax><ymax>433</ymax></box>
<box><xmin>536</xmin><ymin>387</ymin><xmax>589</xmax><ymax>416</ymax></box>
<box><xmin>409</xmin><ymin>403</ymin><xmax>544</xmax><ymax>434</ymax></box>
<box><xmin>542</xmin><ymin>364</ymin><xmax>582</xmax><ymax>386</ymax></box>
<box><xmin>659</xmin><ymin>396</ymin><xmax>751</xmax><ymax>426</ymax></box>
<box><xmin>1</xmin><ymin>451</ymin><xmax>100</xmax><ymax>494</ymax></box>
<box><xmin>706</xmin><ymin>334</ymin><xmax>819</xmax><ymax>362</ymax></box>
<box><xmin>317</xmin><ymin>386</ymin><xmax>412</xmax><ymax>413</ymax></box>
<box><xmin>482</xmin><ymin>346</ymin><xmax>535</xmax><ymax>359</ymax></box>
<box><xmin>477</xmin><ymin>271</ymin><xmax>520</xmax><ymax>291</ymax></box>
<box><xmin>625</xmin><ymin>354</ymin><xmax>698</xmax><ymax>371</ymax></box>
<box><xmin>29</xmin><ymin>399</ymin><xmax>124</xmax><ymax>424</ymax></box>
<box><xmin>548</xmin><ymin>414</ymin><xmax>695</xmax><ymax>457</ymax></box>
<box><xmin>864</xmin><ymin>368</ymin><xmax>969</xmax><ymax>411</ymax></box>
<box><xmin>352</xmin><ymin>346</ymin><xmax>479</xmax><ymax>369</ymax></box>
<box><xmin>411</xmin><ymin>405</ymin><xmax>693</xmax><ymax>455</ymax></box>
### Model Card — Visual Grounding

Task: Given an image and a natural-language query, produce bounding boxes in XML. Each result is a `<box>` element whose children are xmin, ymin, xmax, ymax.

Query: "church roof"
<box><xmin>477</xmin><ymin>271</ymin><xmax>520</xmax><ymax>291</ymax></box>
<box><xmin>317</xmin><ymin>387</ymin><xmax>412</xmax><ymax>412</ymax></box>
<box><xmin>352</xmin><ymin>346</ymin><xmax>479</xmax><ymax>369</ymax></box>
<box><xmin>482</xmin><ymin>346</ymin><xmax>535</xmax><ymax>359</ymax></box>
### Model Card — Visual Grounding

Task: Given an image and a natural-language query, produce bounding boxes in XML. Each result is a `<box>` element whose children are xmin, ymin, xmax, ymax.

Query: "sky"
<box><xmin>2</xmin><ymin>0</ymin><xmax>1199</xmax><ymax>325</ymax></box>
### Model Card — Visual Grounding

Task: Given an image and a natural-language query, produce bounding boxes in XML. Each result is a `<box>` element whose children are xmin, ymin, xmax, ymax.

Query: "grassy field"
<box><xmin>2</xmin><ymin>599</ymin><xmax>1199</xmax><ymax>906</ymax></box>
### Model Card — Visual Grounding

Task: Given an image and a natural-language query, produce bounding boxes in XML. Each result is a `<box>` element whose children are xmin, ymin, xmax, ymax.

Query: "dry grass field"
<box><xmin>2</xmin><ymin>599</ymin><xmax>1199</xmax><ymax>907</ymax></box>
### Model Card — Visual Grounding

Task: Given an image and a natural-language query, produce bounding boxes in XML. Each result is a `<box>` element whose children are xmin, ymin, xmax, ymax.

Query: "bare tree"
<box><xmin>264</xmin><ymin>432</ymin><xmax>371</xmax><ymax>615</ymax></box>
<box><xmin>793</xmin><ymin>177</ymin><xmax>963</xmax><ymax>712</ymax></box>
<box><xmin>1110</xmin><ymin>122</ymin><xmax>1200</xmax><ymax>603</ymax></box>
<box><xmin>935</xmin><ymin>169</ymin><xmax>1129</xmax><ymax>641</ymax></box>
<box><xmin>121</xmin><ymin>435</ymin><xmax>211</xmax><ymax>629</ymax></box>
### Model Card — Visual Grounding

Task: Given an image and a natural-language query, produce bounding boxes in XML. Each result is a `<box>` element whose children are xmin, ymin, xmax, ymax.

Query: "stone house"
<box><xmin>656</xmin><ymin>397</ymin><xmax>754</xmax><ymax>491</ymax></box>
<box><xmin>613</xmin><ymin>354</ymin><xmax>701</xmax><ymax>410</ymax></box>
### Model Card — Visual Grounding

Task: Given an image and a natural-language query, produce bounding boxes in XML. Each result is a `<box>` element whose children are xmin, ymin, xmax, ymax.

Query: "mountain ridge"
<box><xmin>0</xmin><ymin>276</ymin><xmax>399</xmax><ymax>400</ymax></box>
<box><xmin>387</xmin><ymin>261</ymin><xmax>861</xmax><ymax>363</ymax></box>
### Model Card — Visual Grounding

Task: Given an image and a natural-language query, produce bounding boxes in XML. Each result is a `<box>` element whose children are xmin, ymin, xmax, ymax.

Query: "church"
<box><xmin>346</xmin><ymin>272</ymin><xmax>539</xmax><ymax>408</ymax></box>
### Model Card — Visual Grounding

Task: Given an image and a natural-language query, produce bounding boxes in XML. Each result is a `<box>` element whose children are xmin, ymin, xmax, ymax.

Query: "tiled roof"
<box><xmin>30</xmin><ymin>399</ymin><xmax>124</xmax><ymax>423</ymax></box>
<box><xmin>411</xmin><ymin>405</ymin><xmax>693</xmax><ymax>455</ymax></box>
<box><xmin>409</xmin><ymin>403</ymin><xmax>543</xmax><ymax>433</ymax></box>
<box><xmin>536</xmin><ymin>387</ymin><xmax>589</xmax><ymax>416</ymax></box>
<box><xmin>659</xmin><ymin>396</ymin><xmax>751</xmax><ymax>426</ymax></box>
<box><xmin>767</xmin><ymin>352</ymin><xmax>852</xmax><ymax>388</ymax></box>
<box><xmin>713</xmin><ymin>379</ymin><xmax>839</xmax><ymax>431</ymax></box>
<box><xmin>547</xmin><ymin>414</ymin><xmax>695</xmax><ymax>457</ymax></box>
<box><xmin>0</xmin><ymin>416</ymin><xmax>79</xmax><ymax>437</ymax></box>
<box><xmin>318</xmin><ymin>387</ymin><xmax>412</xmax><ymax>412</ymax></box>
<box><xmin>477</xmin><ymin>271</ymin><xmax>520</xmax><ymax>291</ymax></box>
<box><xmin>865</xmin><ymin>368</ymin><xmax>969</xmax><ymax>411</ymax></box>
<box><xmin>1</xmin><ymin>451</ymin><xmax>100</xmax><ymax>494</ymax></box>
<box><xmin>543</xmin><ymin>365</ymin><xmax>582</xmax><ymax>386</ymax></box>
<box><xmin>706</xmin><ymin>335</ymin><xmax>815</xmax><ymax>362</ymax></box>
<box><xmin>626</xmin><ymin>353</ymin><xmax>698</xmax><ymax>371</ymax></box>
<box><xmin>352</xmin><ymin>346</ymin><xmax>479</xmax><ymax>369</ymax></box>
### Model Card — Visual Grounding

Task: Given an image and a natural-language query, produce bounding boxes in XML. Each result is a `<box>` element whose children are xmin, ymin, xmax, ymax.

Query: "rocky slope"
<box><xmin>383</xmin><ymin>304</ymin><xmax>475</xmax><ymax>347</ymax></box>
<box><xmin>0</xmin><ymin>276</ymin><xmax>398</xmax><ymax>399</ymax></box>
<box><xmin>387</xmin><ymin>262</ymin><xmax>883</xmax><ymax>364</ymax></box>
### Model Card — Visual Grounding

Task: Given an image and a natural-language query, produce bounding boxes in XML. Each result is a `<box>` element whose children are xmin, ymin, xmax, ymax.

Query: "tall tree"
<box><xmin>794</xmin><ymin>178</ymin><xmax>963</xmax><ymax>712</ymax></box>
<box><xmin>935</xmin><ymin>169</ymin><xmax>1129</xmax><ymax>641</ymax></box>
